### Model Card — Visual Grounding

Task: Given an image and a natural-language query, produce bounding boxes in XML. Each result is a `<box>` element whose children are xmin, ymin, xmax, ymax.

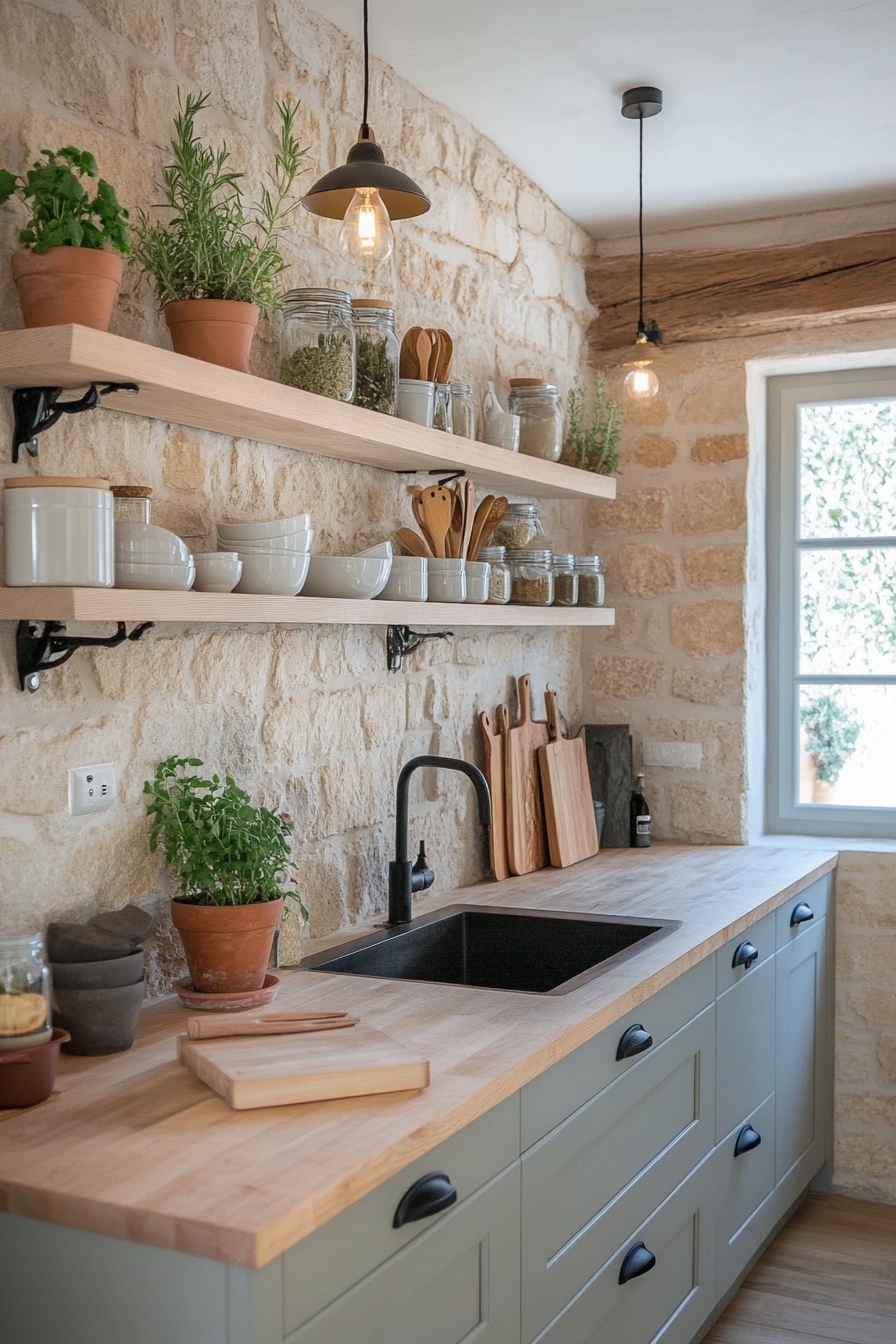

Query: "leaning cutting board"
<box><xmin>178</xmin><ymin>1023</ymin><xmax>430</xmax><ymax>1110</ymax></box>
<box><xmin>503</xmin><ymin>674</ymin><xmax>549</xmax><ymax>876</ymax></box>
<box><xmin>538</xmin><ymin>690</ymin><xmax>600</xmax><ymax>868</ymax></box>
<box><xmin>479</xmin><ymin>708</ymin><xmax>509</xmax><ymax>881</ymax></box>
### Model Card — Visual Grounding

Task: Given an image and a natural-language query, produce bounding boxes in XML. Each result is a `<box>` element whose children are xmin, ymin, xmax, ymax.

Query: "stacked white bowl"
<box><xmin>216</xmin><ymin>514</ymin><xmax>314</xmax><ymax>596</ymax></box>
<box><xmin>115</xmin><ymin>522</ymin><xmax>195</xmax><ymax>590</ymax></box>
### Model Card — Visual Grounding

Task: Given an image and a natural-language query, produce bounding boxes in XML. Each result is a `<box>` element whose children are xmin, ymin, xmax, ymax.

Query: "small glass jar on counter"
<box><xmin>552</xmin><ymin>553</ymin><xmax>579</xmax><ymax>606</ymax></box>
<box><xmin>478</xmin><ymin>545</ymin><xmax>511</xmax><ymax>604</ymax></box>
<box><xmin>575</xmin><ymin>555</ymin><xmax>605</xmax><ymax>607</ymax></box>
<box><xmin>351</xmin><ymin>300</ymin><xmax>399</xmax><ymax>415</ymax></box>
<box><xmin>0</xmin><ymin>931</ymin><xmax>52</xmax><ymax>1049</ymax></box>
<box><xmin>507</xmin><ymin>548</ymin><xmax>554</xmax><ymax>606</ymax></box>
<box><xmin>508</xmin><ymin>380</ymin><xmax>564</xmax><ymax>462</ymax></box>
<box><xmin>492</xmin><ymin>502</ymin><xmax>546</xmax><ymax>551</ymax></box>
<box><xmin>449</xmin><ymin>383</ymin><xmax>477</xmax><ymax>440</ymax></box>
<box><xmin>280</xmin><ymin>288</ymin><xmax>355</xmax><ymax>402</ymax></box>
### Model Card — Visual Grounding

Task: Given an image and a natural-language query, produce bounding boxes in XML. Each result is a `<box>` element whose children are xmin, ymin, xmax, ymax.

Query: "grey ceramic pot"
<box><xmin>53</xmin><ymin>979</ymin><xmax>145</xmax><ymax>1055</ymax></box>
<box><xmin>50</xmin><ymin>950</ymin><xmax>144</xmax><ymax>990</ymax></box>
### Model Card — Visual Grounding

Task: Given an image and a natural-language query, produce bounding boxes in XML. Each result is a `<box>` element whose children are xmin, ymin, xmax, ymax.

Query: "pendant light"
<box><xmin>621</xmin><ymin>86</ymin><xmax>663</xmax><ymax>402</ymax></box>
<box><xmin>301</xmin><ymin>0</ymin><xmax>430</xmax><ymax>264</ymax></box>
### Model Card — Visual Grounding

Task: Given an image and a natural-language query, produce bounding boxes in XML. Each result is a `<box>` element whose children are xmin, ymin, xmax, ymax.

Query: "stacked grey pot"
<box><xmin>47</xmin><ymin>905</ymin><xmax>154</xmax><ymax>1054</ymax></box>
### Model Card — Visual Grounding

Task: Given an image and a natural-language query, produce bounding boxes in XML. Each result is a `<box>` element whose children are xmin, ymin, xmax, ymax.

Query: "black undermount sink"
<box><xmin>302</xmin><ymin>906</ymin><xmax>681</xmax><ymax>996</ymax></box>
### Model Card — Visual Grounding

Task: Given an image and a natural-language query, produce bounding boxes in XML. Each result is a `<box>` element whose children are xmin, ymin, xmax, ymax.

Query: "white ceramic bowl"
<box><xmin>219</xmin><ymin>529</ymin><xmax>314</xmax><ymax>555</ymax></box>
<box><xmin>427</xmin><ymin>558</ymin><xmax>466</xmax><ymax>603</ymax></box>
<box><xmin>356</xmin><ymin>541</ymin><xmax>393</xmax><ymax>560</ymax></box>
<box><xmin>115</xmin><ymin>559</ymin><xmax>195</xmax><ymax>591</ymax></box>
<box><xmin>193</xmin><ymin>552</ymin><xmax>242</xmax><ymax>594</ymax></box>
<box><xmin>375</xmin><ymin>556</ymin><xmax>427</xmax><ymax>602</ymax></box>
<box><xmin>216</xmin><ymin>514</ymin><xmax>311</xmax><ymax>541</ymax></box>
<box><xmin>234</xmin><ymin>550</ymin><xmax>309</xmax><ymax>596</ymax></box>
<box><xmin>301</xmin><ymin>555</ymin><xmax>392</xmax><ymax>600</ymax></box>
<box><xmin>115</xmin><ymin>522</ymin><xmax>192</xmax><ymax>564</ymax></box>
<box><xmin>464</xmin><ymin>560</ymin><xmax>491</xmax><ymax>604</ymax></box>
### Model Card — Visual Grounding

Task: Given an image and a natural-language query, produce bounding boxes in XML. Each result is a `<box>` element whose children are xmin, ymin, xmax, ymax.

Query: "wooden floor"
<box><xmin>704</xmin><ymin>1195</ymin><xmax>896</xmax><ymax>1343</ymax></box>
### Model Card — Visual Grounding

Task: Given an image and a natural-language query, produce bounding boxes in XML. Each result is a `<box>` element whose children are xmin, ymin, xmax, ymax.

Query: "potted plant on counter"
<box><xmin>0</xmin><ymin>146</ymin><xmax>131</xmax><ymax>330</ymax></box>
<box><xmin>132</xmin><ymin>91</ymin><xmax>308</xmax><ymax>371</ymax></box>
<box><xmin>144</xmin><ymin>756</ymin><xmax>307</xmax><ymax>994</ymax></box>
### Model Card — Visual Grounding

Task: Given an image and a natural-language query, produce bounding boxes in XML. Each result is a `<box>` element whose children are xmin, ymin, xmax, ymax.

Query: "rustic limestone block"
<box><xmin>837</xmin><ymin>933</ymin><xmax>896</xmax><ymax>983</ymax></box>
<box><xmin>163</xmin><ymin>430</ymin><xmax>207</xmax><ymax>492</ymax></box>
<box><xmin>674</xmin><ymin>480</ymin><xmax>746</xmax><ymax>535</ymax></box>
<box><xmin>691</xmin><ymin>433</ymin><xmax>748</xmax><ymax>465</ymax></box>
<box><xmin>191</xmin><ymin>632</ymin><xmax>272</xmax><ymax>702</ymax></box>
<box><xmin>838</xmin><ymin>876</ymin><xmax>896</xmax><ymax>926</ymax></box>
<box><xmin>82</xmin><ymin>0</ymin><xmax>167</xmax><ymax>53</ymax></box>
<box><xmin>175</xmin><ymin>0</ymin><xmax>264</xmax><ymax>122</ymax></box>
<box><xmin>361</xmin><ymin>684</ymin><xmax>406</xmax><ymax>748</ymax></box>
<box><xmin>835</xmin><ymin>1130</ymin><xmax>896</xmax><ymax>1176</ymax></box>
<box><xmin>589</xmin><ymin>486</ymin><xmax>669</xmax><ymax>534</ymax></box>
<box><xmin>847</xmin><ymin>988</ymin><xmax>896</xmax><ymax>1023</ymax></box>
<box><xmin>671</xmin><ymin>781</ymin><xmax>743</xmax><ymax>843</ymax></box>
<box><xmin>677</xmin><ymin>364</ymin><xmax>745</xmax><ymax>424</ymax></box>
<box><xmin>618</xmin><ymin>544</ymin><xmax>677</xmax><ymax>597</ymax></box>
<box><xmin>89</xmin><ymin>633</ymin><xmax>194</xmax><ymax>702</ymax></box>
<box><xmin>672</xmin><ymin>662</ymin><xmax>744</xmax><ymax>707</ymax></box>
<box><xmin>645</xmin><ymin>716</ymin><xmax>745</xmax><ymax>772</ymax></box>
<box><xmin>591</xmin><ymin>656</ymin><xmax>666</xmax><ymax>699</ymax></box>
<box><xmin>625</xmin><ymin>434</ymin><xmax>678</xmax><ymax>468</ymax></box>
<box><xmin>0</xmin><ymin>713</ymin><xmax>133</xmax><ymax>815</ymax></box>
<box><xmin>261</xmin><ymin>696</ymin><xmax>313</xmax><ymax>763</ymax></box>
<box><xmin>835</xmin><ymin>1047</ymin><xmax>871</xmax><ymax>1084</ymax></box>
<box><xmin>682</xmin><ymin>545</ymin><xmax>746</xmax><ymax>589</ymax></box>
<box><xmin>670</xmin><ymin>600</ymin><xmax>744</xmax><ymax>657</ymax></box>
<box><xmin>835</xmin><ymin>1092</ymin><xmax>896</xmax><ymax>1124</ymax></box>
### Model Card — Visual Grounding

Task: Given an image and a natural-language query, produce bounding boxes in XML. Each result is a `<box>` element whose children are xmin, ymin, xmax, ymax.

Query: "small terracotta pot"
<box><xmin>164</xmin><ymin>299</ymin><xmax>260</xmax><ymax>372</ymax></box>
<box><xmin>170</xmin><ymin>898</ymin><xmax>284</xmax><ymax>994</ymax></box>
<box><xmin>10</xmin><ymin>247</ymin><xmax>124</xmax><ymax>331</ymax></box>
<box><xmin>0</xmin><ymin>1027</ymin><xmax>70</xmax><ymax>1107</ymax></box>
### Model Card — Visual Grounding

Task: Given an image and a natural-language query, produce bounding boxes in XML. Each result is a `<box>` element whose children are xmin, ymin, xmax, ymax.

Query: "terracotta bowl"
<box><xmin>0</xmin><ymin>1027</ymin><xmax>70</xmax><ymax>1108</ymax></box>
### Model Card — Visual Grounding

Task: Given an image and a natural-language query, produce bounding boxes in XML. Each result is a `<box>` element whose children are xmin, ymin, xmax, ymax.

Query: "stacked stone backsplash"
<box><xmin>0</xmin><ymin>0</ymin><xmax>593</xmax><ymax>994</ymax></box>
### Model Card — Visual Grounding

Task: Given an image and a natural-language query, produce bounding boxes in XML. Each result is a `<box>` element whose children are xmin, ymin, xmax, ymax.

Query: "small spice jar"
<box><xmin>351</xmin><ymin>299</ymin><xmax>399</xmax><ymax>415</ymax></box>
<box><xmin>0</xmin><ymin>931</ymin><xmax>52</xmax><ymax>1050</ymax></box>
<box><xmin>433</xmin><ymin>383</ymin><xmax>453</xmax><ymax>433</ymax></box>
<box><xmin>479</xmin><ymin>545</ymin><xmax>511</xmax><ymax>604</ymax></box>
<box><xmin>507</xmin><ymin>547</ymin><xmax>554</xmax><ymax>606</ymax></box>
<box><xmin>552</xmin><ymin>553</ymin><xmax>579</xmax><ymax>607</ymax></box>
<box><xmin>449</xmin><ymin>383</ymin><xmax>477</xmax><ymax>439</ymax></box>
<box><xmin>575</xmin><ymin>555</ymin><xmax>605</xmax><ymax>607</ymax></box>
<box><xmin>492</xmin><ymin>502</ymin><xmax>545</xmax><ymax>551</ymax></box>
<box><xmin>280</xmin><ymin>288</ymin><xmax>355</xmax><ymax>401</ymax></box>
<box><xmin>508</xmin><ymin>380</ymin><xmax>564</xmax><ymax>462</ymax></box>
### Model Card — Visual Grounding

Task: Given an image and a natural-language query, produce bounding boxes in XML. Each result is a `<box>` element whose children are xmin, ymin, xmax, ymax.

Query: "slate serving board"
<box><xmin>579</xmin><ymin>724</ymin><xmax>633</xmax><ymax>849</ymax></box>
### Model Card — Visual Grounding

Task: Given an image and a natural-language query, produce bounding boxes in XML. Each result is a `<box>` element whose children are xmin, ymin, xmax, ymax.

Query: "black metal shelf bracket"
<box><xmin>386</xmin><ymin>625</ymin><xmax>453</xmax><ymax>672</ymax></box>
<box><xmin>12</xmin><ymin>382</ymin><xmax>140</xmax><ymax>462</ymax></box>
<box><xmin>16</xmin><ymin>619</ymin><xmax>154</xmax><ymax>692</ymax></box>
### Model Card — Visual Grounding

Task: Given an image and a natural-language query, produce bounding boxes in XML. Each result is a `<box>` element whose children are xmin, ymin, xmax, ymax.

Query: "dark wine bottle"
<box><xmin>630</xmin><ymin>773</ymin><xmax>651</xmax><ymax>847</ymax></box>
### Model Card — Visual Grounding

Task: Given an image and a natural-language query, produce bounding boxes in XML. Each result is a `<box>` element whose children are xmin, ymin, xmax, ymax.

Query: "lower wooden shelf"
<box><xmin>0</xmin><ymin>587</ymin><xmax>616</xmax><ymax>628</ymax></box>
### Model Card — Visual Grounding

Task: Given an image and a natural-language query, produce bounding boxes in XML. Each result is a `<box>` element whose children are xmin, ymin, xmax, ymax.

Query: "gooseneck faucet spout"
<box><xmin>388</xmin><ymin>755</ymin><xmax>492</xmax><ymax>925</ymax></box>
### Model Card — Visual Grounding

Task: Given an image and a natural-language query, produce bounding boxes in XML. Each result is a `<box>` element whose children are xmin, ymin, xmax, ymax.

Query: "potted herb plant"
<box><xmin>133</xmin><ymin>91</ymin><xmax>308</xmax><ymax>372</ymax></box>
<box><xmin>0</xmin><ymin>146</ymin><xmax>130</xmax><ymax>330</ymax></box>
<box><xmin>562</xmin><ymin>373</ymin><xmax>624</xmax><ymax>475</ymax></box>
<box><xmin>144</xmin><ymin>756</ymin><xmax>306</xmax><ymax>994</ymax></box>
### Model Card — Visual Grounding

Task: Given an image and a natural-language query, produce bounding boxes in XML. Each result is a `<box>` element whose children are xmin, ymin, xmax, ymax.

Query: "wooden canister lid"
<box><xmin>351</xmin><ymin>298</ymin><xmax>394</xmax><ymax>310</ymax></box>
<box><xmin>110</xmin><ymin>485</ymin><xmax>153</xmax><ymax>498</ymax></box>
<box><xmin>4</xmin><ymin>476</ymin><xmax>111</xmax><ymax>489</ymax></box>
<box><xmin>509</xmin><ymin>378</ymin><xmax>550</xmax><ymax>388</ymax></box>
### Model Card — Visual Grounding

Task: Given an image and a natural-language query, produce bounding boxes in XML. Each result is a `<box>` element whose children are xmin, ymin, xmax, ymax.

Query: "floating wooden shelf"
<box><xmin>0</xmin><ymin>326</ymin><xmax>617</xmax><ymax>502</ymax></box>
<box><xmin>0</xmin><ymin>587</ymin><xmax>616</xmax><ymax>628</ymax></box>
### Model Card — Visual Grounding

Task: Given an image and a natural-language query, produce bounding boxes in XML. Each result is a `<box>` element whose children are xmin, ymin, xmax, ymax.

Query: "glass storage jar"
<box><xmin>552</xmin><ymin>553</ymin><xmax>579</xmax><ymax>606</ymax></box>
<box><xmin>449</xmin><ymin>383</ymin><xmax>477</xmax><ymax>440</ymax></box>
<box><xmin>433</xmin><ymin>383</ymin><xmax>453</xmax><ymax>433</ymax></box>
<box><xmin>478</xmin><ymin>545</ymin><xmax>511</xmax><ymax>604</ymax></box>
<box><xmin>112</xmin><ymin>484</ymin><xmax>152</xmax><ymax>527</ymax></box>
<box><xmin>280</xmin><ymin>288</ymin><xmax>355</xmax><ymax>402</ymax></box>
<box><xmin>492</xmin><ymin>502</ymin><xmax>545</xmax><ymax>551</ymax></box>
<box><xmin>575</xmin><ymin>555</ymin><xmax>605</xmax><ymax>607</ymax></box>
<box><xmin>0</xmin><ymin>931</ymin><xmax>52</xmax><ymax>1049</ymax></box>
<box><xmin>508</xmin><ymin>380</ymin><xmax>564</xmax><ymax>462</ymax></box>
<box><xmin>507</xmin><ymin>548</ymin><xmax>554</xmax><ymax>606</ymax></box>
<box><xmin>351</xmin><ymin>300</ymin><xmax>399</xmax><ymax>415</ymax></box>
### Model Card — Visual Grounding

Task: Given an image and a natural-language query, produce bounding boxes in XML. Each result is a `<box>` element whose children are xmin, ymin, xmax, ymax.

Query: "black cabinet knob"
<box><xmin>734</xmin><ymin>1124</ymin><xmax>762</xmax><ymax>1157</ymax></box>
<box><xmin>732</xmin><ymin>940</ymin><xmax>759</xmax><ymax>970</ymax></box>
<box><xmin>790</xmin><ymin>902</ymin><xmax>815</xmax><ymax>927</ymax></box>
<box><xmin>616</xmin><ymin>1024</ymin><xmax>654</xmax><ymax>1061</ymax></box>
<box><xmin>393</xmin><ymin>1172</ymin><xmax>457</xmax><ymax>1228</ymax></box>
<box><xmin>618</xmin><ymin>1240</ymin><xmax>657</xmax><ymax>1285</ymax></box>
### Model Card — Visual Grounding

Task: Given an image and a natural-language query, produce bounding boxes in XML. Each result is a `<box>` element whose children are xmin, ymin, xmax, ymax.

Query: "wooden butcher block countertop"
<box><xmin>0</xmin><ymin>844</ymin><xmax>836</xmax><ymax>1269</ymax></box>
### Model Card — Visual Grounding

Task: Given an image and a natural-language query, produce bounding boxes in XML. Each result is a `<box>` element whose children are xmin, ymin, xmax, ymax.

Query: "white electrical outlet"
<box><xmin>69</xmin><ymin>763</ymin><xmax>117</xmax><ymax>816</ymax></box>
<box><xmin>643</xmin><ymin>741</ymin><xmax>703</xmax><ymax>769</ymax></box>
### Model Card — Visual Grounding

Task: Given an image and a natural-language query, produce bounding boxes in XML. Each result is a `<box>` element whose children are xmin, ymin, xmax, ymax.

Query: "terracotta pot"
<box><xmin>0</xmin><ymin>1027</ymin><xmax>70</xmax><ymax>1107</ymax></box>
<box><xmin>164</xmin><ymin>299</ymin><xmax>260</xmax><ymax>372</ymax></box>
<box><xmin>170</xmin><ymin>898</ymin><xmax>284</xmax><ymax>994</ymax></box>
<box><xmin>10</xmin><ymin>247</ymin><xmax>123</xmax><ymax>331</ymax></box>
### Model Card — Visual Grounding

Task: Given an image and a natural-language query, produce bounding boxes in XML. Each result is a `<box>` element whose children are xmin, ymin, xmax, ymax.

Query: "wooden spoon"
<box><xmin>434</xmin><ymin>330</ymin><xmax>453</xmax><ymax>384</ymax></box>
<box><xmin>467</xmin><ymin>494</ymin><xmax>496</xmax><ymax>562</ymax></box>
<box><xmin>472</xmin><ymin>496</ymin><xmax>508</xmax><ymax>558</ymax></box>
<box><xmin>410</xmin><ymin>492</ymin><xmax>439</xmax><ymax>556</ymax></box>
<box><xmin>418</xmin><ymin>485</ymin><xmax>454</xmax><ymax>559</ymax></box>
<box><xmin>396</xmin><ymin>527</ymin><xmax>432</xmax><ymax>559</ymax></box>
<box><xmin>446</xmin><ymin>486</ymin><xmax>464</xmax><ymax>559</ymax></box>
<box><xmin>460</xmin><ymin>478</ymin><xmax>475</xmax><ymax>560</ymax></box>
<box><xmin>416</xmin><ymin>328</ymin><xmax>435</xmax><ymax>382</ymax></box>
<box><xmin>399</xmin><ymin>327</ymin><xmax>424</xmax><ymax>379</ymax></box>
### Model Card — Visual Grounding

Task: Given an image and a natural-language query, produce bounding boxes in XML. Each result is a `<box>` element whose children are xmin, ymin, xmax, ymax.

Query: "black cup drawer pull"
<box><xmin>616</xmin><ymin>1024</ymin><xmax>654</xmax><ymax>1061</ymax></box>
<box><xmin>393</xmin><ymin>1172</ymin><xmax>457</xmax><ymax>1228</ymax></box>
<box><xmin>791</xmin><ymin>902</ymin><xmax>815</xmax><ymax>927</ymax></box>
<box><xmin>618</xmin><ymin>1241</ymin><xmax>657</xmax><ymax>1285</ymax></box>
<box><xmin>732</xmin><ymin>940</ymin><xmax>759</xmax><ymax>970</ymax></box>
<box><xmin>734</xmin><ymin>1124</ymin><xmax>762</xmax><ymax>1157</ymax></box>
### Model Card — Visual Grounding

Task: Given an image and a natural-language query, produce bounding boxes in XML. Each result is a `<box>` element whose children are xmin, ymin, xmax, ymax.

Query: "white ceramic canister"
<box><xmin>464</xmin><ymin>560</ymin><xmax>491</xmax><ymax>604</ymax></box>
<box><xmin>427</xmin><ymin>558</ymin><xmax>466</xmax><ymax>603</ymax></box>
<box><xmin>3</xmin><ymin>477</ymin><xmax>114</xmax><ymax>587</ymax></box>
<box><xmin>397</xmin><ymin>379</ymin><xmax>436</xmax><ymax>428</ymax></box>
<box><xmin>376</xmin><ymin>556</ymin><xmax>428</xmax><ymax>602</ymax></box>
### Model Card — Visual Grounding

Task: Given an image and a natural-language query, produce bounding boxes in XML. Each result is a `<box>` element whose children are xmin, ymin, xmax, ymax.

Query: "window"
<box><xmin>767</xmin><ymin>367</ymin><xmax>896</xmax><ymax>839</ymax></box>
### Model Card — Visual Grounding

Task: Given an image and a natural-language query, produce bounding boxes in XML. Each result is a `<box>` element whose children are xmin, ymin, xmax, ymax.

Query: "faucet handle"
<box><xmin>411</xmin><ymin>840</ymin><xmax>434</xmax><ymax>894</ymax></box>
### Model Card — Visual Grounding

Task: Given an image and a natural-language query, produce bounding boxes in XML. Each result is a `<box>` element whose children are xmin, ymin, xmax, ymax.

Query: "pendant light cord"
<box><xmin>361</xmin><ymin>0</ymin><xmax>370</xmax><ymax>137</ymax></box>
<box><xmin>638</xmin><ymin>111</ymin><xmax>645</xmax><ymax>333</ymax></box>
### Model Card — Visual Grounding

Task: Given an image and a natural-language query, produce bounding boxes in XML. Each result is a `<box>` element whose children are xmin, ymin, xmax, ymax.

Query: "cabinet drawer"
<box><xmin>536</xmin><ymin>1153</ymin><xmax>717</xmax><ymax>1344</ymax></box>
<box><xmin>282</xmin><ymin>1093</ymin><xmax>519</xmax><ymax>1334</ymax></box>
<box><xmin>716</xmin><ymin>954</ymin><xmax>776</xmax><ymax>1141</ymax></box>
<box><xmin>716</xmin><ymin>910</ymin><xmax>776</xmax><ymax>995</ymax></box>
<box><xmin>776</xmin><ymin>873</ymin><xmax>831</xmax><ymax>948</ymax></box>
<box><xmin>521</xmin><ymin>957</ymin><xmax>715</xmax><ymax>1149</ymax></box>
<box><xmin>521</xmin><ymin>1006</ymin><xmax>715</xmax><ymax>1342</ymax></box>
<box><xmin>284</xmin><ymin>1164</ymin><xmax>520</xmax><ymax>1344</ymax></box>
<box><xmin>715</xmin><ymin>1093</ymin><xmax>777</xmax><ymax>1294</ymax></box>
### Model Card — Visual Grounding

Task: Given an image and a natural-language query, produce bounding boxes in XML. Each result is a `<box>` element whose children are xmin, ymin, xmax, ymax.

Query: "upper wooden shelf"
<box><xmin>0</xmin><ymin>326</ymin><xmax>616</xmax><ymax>502</ymax></box>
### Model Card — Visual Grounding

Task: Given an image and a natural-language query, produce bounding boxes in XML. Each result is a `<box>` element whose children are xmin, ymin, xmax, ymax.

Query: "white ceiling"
<box><xmin>304</xmin><ymin>0</ymin><xmax>896</xmax><ymax>238</ymax></box>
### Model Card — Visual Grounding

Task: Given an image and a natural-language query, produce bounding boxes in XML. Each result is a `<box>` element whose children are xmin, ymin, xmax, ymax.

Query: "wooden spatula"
<box><xmin>411</xmin><ymin>491</ymin><xmax>439</xmax><ymax>556</ymax></box>
<box><xmin>460</xmin><ymin>478</ymin><xmax>475</xmax><ymax>560</ymax></box>
<box><xmin>418</xmin><ymin>485</ymin><xmax>454</xmax><ymax>559</ymax></box>
<box><xmin>186</xmin><ymin>1012</ymin><xmax>359</xmax><ymax>1040</ymax></box>
<box><xmin>471</xmin><ymin>497</ymin><xmax>508</xmax><ymax>559</ymax></box>
<box><xmin>399</xmin><ymin>327</ymin><xmax>424</xmax><ymax>379</ymax></box>
<box><xmin>467</xmin><ymin>495</ymin><xmax>496</xmax><ymax>562</ymax></box>
<box><xmin>434</xmin><ymin>330</ymin><xmax>453</xmax><ymax>384</ymax></box>
<box><xmin>396</xmin><ymin>527</ymin><xmax>432</xmax><ymax>558</ymax></box>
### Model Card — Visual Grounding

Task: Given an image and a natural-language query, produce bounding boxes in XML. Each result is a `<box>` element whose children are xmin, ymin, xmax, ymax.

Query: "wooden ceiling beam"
<box><xmin>586</xmin><ymin>229</ymin><xmax>896</xmax><ymax>353</ymax></box>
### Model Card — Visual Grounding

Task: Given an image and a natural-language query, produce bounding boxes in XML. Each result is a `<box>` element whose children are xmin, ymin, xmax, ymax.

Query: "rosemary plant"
<box><xmin>563</xmin><ymin>373</ymin><xmax>624</xmax><ymax>476</ymax></box>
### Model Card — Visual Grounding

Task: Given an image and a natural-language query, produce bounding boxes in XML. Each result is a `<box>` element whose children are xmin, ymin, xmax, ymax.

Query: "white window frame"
<box><xmin>766</xmin><ymin>366</ymin><xmax>896</xmax><ymax>840</ymax></box>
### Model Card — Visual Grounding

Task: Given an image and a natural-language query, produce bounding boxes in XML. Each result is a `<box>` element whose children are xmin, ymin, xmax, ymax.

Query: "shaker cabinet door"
<box><xmin>775</xmin><ymin>917</ymin><xmax>827</xmax><ymax>1198</ymax></box>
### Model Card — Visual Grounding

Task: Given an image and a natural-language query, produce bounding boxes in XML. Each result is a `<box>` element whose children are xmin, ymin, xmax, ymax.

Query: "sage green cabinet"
<box><xmin>775</xmin><ymin>915</ymin><xmax>827</xmax><ymax>1198</ymax></box>
<box><xmin>714</xmin><ymin>1092</ymin><xmax>777</xmax><ymax>1294</ymax></box>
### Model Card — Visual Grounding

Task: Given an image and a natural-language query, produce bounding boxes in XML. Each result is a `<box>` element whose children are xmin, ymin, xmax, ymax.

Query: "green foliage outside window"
<box><xmin>800</xmin><ymin>691</ymin><xmax>861</xmax><ymax>786</ymax></box>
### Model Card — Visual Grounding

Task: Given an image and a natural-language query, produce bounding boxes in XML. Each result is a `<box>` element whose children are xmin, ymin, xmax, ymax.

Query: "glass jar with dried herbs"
<box><xmin>351</xmin><ymin>299</ymin><xmax>399</xmax><ymax>415</ymax></box>
<box><xmin>507</xmin><ymin>547</ymin><xmax>554</xmax><ymax>606</ymax></box>
<box><xmin>280</xmin><ymin>288</ymin><xmax>355</xmax><ymax>401</ymax></box>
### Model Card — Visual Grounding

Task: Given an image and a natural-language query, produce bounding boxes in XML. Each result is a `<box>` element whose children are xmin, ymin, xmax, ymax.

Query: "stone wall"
<box><xmin>0</xmin><ymin>0</ymin><xmax>594</xmax><ymax>991</ymax></box>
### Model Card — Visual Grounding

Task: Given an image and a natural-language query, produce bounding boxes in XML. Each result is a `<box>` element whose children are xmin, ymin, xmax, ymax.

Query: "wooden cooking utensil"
<box><xmin>418</xmin><ymin>485</ymin><xmax>454</xmax><ymax>559</ymax></box>
<box><xmin>399</xmin><ymin>326</ymin><xmax>424</xmax><ymax>379</ymax></box>
<box><xmin>460</xmin><ymin>478</ymin><xmax>475</xmax><ymax>560</ymax></box>
<box><xmin>416</xmin><ymin>328</ymin><xmax>435</xmax><ymax>382</ymax></box>
<box><xmin>471</xmin><ymin>496</ymin><xmax>508</xmax><ymax>559</ymax></box>
<box><xmin>434</xmin><ymin>330</ymin><xmax>453</xmax><ymax>384</ymax></box>
<box><xmin>503</xmin><ymin>673</ymin><xmax>549</xmax><ymax>876</ymax></box>
<box><xmin>396</xmin><ymin>527</ymin><xmax>431</xmax><ymax>559</ymax></box>
<box><xmin>187</xmin><ymin>1013</ymin><xmax>358</xmax><ymax>1041</ymax></box>
<box><xmin>411</xmin><ymin>492</ymin><xmax>439</xmax><ymax>556</ymax></box>
<box><xmin>537</xmin><ymin>690</ymin><xmax>600</xmax><ymax>869</ymax></box>
<box><xmin>426</xmin><ymin>329</ymin><xmax>443</xmax><ymax>381</ymax></box>
<box><xmin>445</xmin><ymin>485</ymin><xmax>463</xmax><ymax>559</ymax></box>
<box><xmin>479</xmin><ymin>709</ymin><xmax>509</xmax><ymax>881</ymax></box>
<box><xmin>467</xmin><ymin>494</ymin><xmax>495</xmax><ymax>562</ymax></box>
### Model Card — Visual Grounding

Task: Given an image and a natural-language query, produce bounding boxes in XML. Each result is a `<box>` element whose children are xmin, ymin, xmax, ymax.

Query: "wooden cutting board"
<box><xmin>503</xmin><ymin>673</ymin><xmax>549</xmax><ymax>876</ymax></box>
<box><xmin>479</xmin><ymin>708</ymin><xmax>509</xmax><ymax>881</ymax></box>
<box><xmin>538</xmin><ymin>690</ymin><xmax>600</xmax><ymax>868</ymax></box>
<box><xmin>178</xmin><ymin>1023</ymin><xmax>430</xmax><ymax>1110</ymax></box>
